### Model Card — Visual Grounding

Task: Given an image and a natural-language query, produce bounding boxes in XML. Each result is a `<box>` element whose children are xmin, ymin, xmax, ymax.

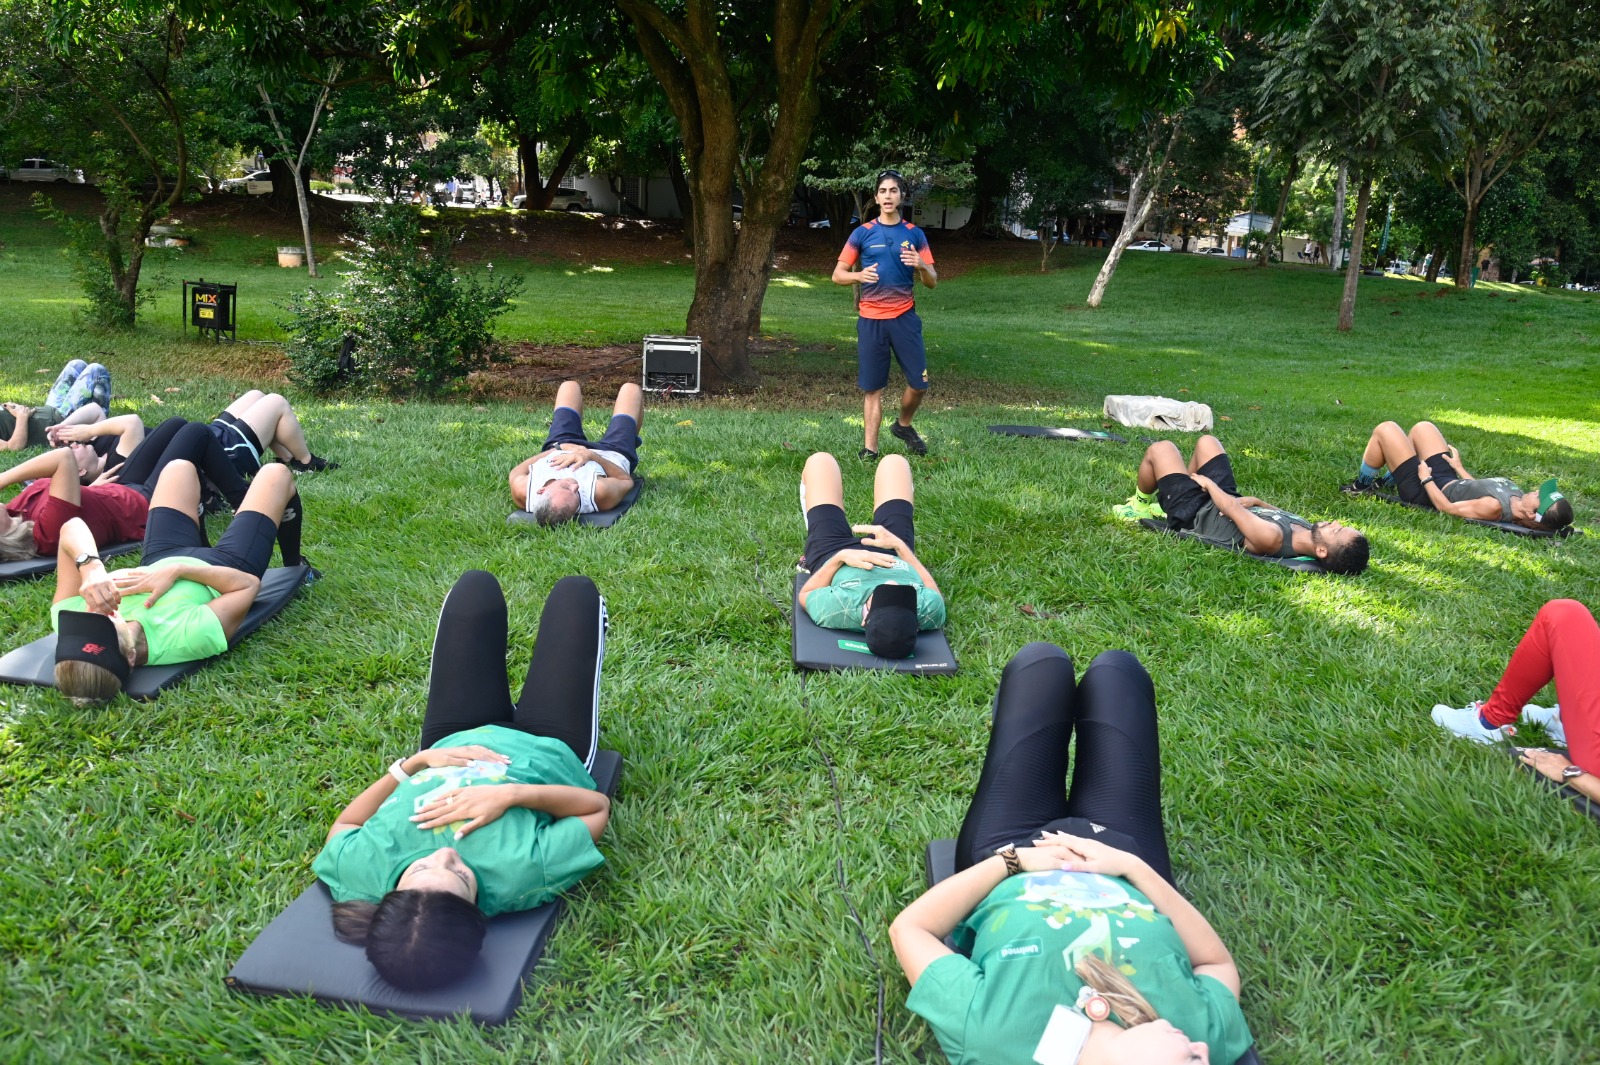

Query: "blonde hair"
<box><xmin>0</xmin><ymin>519</ymin><xmax>37</xmax><ymax>561</ymax></box>
<box><xmin>53</xmin><ymin>659</ymin><xmax>125</xmax><ymax>706</ymax></box>
<box><xmin>1075</xmin><ymin>953</ymin><xmax>1161</xmax><ymax>1028</ymax></box>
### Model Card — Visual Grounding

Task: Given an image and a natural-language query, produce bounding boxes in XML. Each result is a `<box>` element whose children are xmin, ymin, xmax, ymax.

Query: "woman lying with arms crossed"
<box><xmin>314</xmin><ymin>570</ymin><xmax>612</xmax><ymax>991</ymax></box>
<box><xmin>892</xmin><ymin>643</ymin><xmax>1252</xmax><ymax>1065</ymax></box>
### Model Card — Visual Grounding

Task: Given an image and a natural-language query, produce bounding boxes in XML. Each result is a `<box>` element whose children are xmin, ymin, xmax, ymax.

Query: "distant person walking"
<box><xmin>832</xmin><ymin>170</ymin><xmax>938</xmax><ymax>460</ymax></box>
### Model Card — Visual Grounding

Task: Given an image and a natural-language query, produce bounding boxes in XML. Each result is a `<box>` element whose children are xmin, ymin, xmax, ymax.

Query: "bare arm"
<box><xmin>53</xmin><ymin>517</ymin><xmax>111</xmax><ymax>607</ymax></box>
<box><xmin>1</xmin><ymin>404</ymin><xmax>31</xmax><ymax>451</ymax></box>
<box><xmin>111</xmin><ymin>563</ymin><xmax>260</xmax><ymax>638</ymax></box>
<box><xmin>797</xmin><ymin>549</ymin><xmax>899</xmax><ymax>607</ymax></box>
<box><xmin>1418</xmin><ymin>475</ymin><xmax>1501</xmax><ymax>520</ymax></box>
<box><xmin>0</xmin><ymin>447</ymin><xmax>79</xmax><ymax>492</ymax></box>
<box><xmin>326</xmin><ymin>744</ymin><xmax>513</xmax><ymax>839</ymax></box>
<box><xmin>1193</xmin><ymin>476</ymin><xmax>1282</xmax><ymax>555</ymax></box>
<box><xmin>891</xmin><ymin>848</ymin><xmax>1072</xmax><ymax>985</ymax></box>
<box><xmin>553</xmin><ymin>445</ymin><xmax>634</xmax><ymax>509</ymax></box>
<box><xmin>832</xmin><ymin>258</ymin><xmax>878</xmax><ymax>286</ymax></box>
<box><xmin>508</xmin><ymin>450</ymin><xmax>557</xmax><ymax>509</ymax></box>
<box><xmin>58</xmin><ymin>414</ymin><xmax>145</xmax><ymax>457</ymax></box>
<box><xmin>410</xmin><ymin>783</ymin><xmax>612</xmax><ymax>841</ymax></box>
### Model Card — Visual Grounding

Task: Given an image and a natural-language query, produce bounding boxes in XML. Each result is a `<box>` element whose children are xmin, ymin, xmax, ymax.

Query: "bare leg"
<box><xmin>801</xmin><ymin>452</ymin><xmax>845</xmax><ymax>516</ymax></box>
<box><xmin>147</xmin><ymin>459</ymin><xmax>203</xmax><ymax>523</ymax></box>
<box><xmin>234</xmin><ymin>393</ymin><xmax>312</xmax><ymax>464</ymax></box>
<box><xmin>1362</xmin><ymin>421</ymin><xmax>1417</xmax><ymax>470</ymax></box>
<box><xmin>873</xmin><ymin>454</ymin><xmax>913</xmax><ymax>508</ymax></box>
<box><xmin>862</xmin><ymin>390</ymin><xmax>884</xmax><ymax>452</ymax></box>
<box><xmin>1407</xmin><ymin>421</ymin><xmax>1451</xmax><ymax>462</ymax></box>
<box><xmin>235</xmin><ymin>463</ymin><xmax>296</xmax><ymax>523</ymax></box>
<box><xmin>223</xmin><ymin>390</ymin><xmax>267</xmax><ymax>418</ymax></box>
<box><xmin>1187</xmin><ymin>434</ymin><xmax>1226</xmax><ymax>473</ymax></box>
<box><xmin>1137</xmin><ymin>441</ymin><xmax>1189</xmax><ymax>494</ymax></box>
<box><xmin>555</xmin><ymin>380</ymin><xmax>584</xmax><ymax>414</ymax></box>
<box><xmin>896</xmin><ymin>386</ymin><xmax>925</xmax><ymax>427</ymax></box>
<box><xmin>611</xmin><ymin>382</ymin><xmax>642</xmax><ymax>426</ymax></box>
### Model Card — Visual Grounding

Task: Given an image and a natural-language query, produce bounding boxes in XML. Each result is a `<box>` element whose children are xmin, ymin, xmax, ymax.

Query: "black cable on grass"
<box><xmin>808</xmin><ymin>682</ymin><xmax>886</xmax><ymax>1065</ymax></box>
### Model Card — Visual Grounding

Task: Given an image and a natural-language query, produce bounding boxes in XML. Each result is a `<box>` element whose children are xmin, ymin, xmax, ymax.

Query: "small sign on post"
<box><xmin>182</xmin><ymin>279</ymin><xmax>238</xmax><ymax>343</ymax></box>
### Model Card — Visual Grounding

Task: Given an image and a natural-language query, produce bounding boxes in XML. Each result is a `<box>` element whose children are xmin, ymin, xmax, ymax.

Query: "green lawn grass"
<box><xmin>2</xmin><ymin>189</ymin><xmax>1599</xmax><ymax>1062</ymax></box>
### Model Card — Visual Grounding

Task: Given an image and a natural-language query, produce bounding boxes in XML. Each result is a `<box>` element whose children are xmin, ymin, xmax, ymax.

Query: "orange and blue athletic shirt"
<box><xmin>838</xmin><ymin>220</ymin><xmax>934</xmax><ymax>320</ymax></box>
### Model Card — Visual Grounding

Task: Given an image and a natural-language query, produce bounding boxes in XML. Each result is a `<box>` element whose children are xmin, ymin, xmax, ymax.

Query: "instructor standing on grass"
<box><xmin>832</xmin><ymin>170</ymin><xmax>938</xmax><ymax>460</ymax></box>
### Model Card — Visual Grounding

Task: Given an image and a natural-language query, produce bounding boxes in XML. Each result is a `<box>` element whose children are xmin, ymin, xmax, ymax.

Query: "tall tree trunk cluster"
<box><xmin>1086</xmin><ymin>117</ymin><xmax>1183</xmax><ymax>308</ymax></box>
<box><xmin>617</xmin><ymin>0</ymin><xmax>859</xmax><ymax>389</ymax></box>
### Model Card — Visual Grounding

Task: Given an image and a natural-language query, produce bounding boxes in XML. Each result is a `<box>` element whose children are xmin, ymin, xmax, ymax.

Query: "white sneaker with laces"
<box><xmin>1431</xmin><ymin>701</ymin><xmax>1514</xmax><ymax>745</ymax></box>
<box><xmin>1520</xmin><ymin>704</ymin><xmax>1566</xmax><ymax>746</ymax></box>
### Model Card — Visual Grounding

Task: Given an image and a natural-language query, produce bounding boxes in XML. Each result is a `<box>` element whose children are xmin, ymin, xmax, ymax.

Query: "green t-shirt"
<box><xmin>904</xmin><ymin>870</ymin><xmax>1253</xmax><ymax>1065</ymax></box>
<box><xmin>312</xmin><ymin>725</ymin><xmax>605</xmax><ymax>917</ymax></box>
<box><xmin>0</xmin><ymin>405</ymin><xmax>63</xmax><ymax>448</ymax></box>
<box><xmin>804</xmin><ymin>558</ymin><xmax>946</xmax><ymax>632</ymax></box>
<box><xmin>50</xmin><ymin>556</ymin><xmax>227</xmax><ymax>665</ymax></box>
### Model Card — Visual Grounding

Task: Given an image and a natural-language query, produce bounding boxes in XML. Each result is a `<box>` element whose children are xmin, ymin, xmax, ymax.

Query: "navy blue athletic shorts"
<box><xmin>541</xmin><ymin>407</ymin><xmax>642</xmax><ymax>472</ymax></box>
<box><xmin>857</xmin><ymin>311</ymin><xmax>929</xmax><ymax>393</ymax></box>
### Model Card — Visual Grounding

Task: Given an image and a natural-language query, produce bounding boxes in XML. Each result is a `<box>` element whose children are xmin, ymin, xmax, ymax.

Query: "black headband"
<box><xmin>55</xmin><ymin>611</ymin><xmax>131</xmax><ymax>685</ymax></box>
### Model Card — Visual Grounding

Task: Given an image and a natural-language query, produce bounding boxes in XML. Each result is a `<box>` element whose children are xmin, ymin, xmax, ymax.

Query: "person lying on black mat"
<box><xmin>798</xmin><ymin>451</ymin><xmax>944</xmax><ymax>658</ymax></box>
<box><xmin>1123</xmin><ymin>435</ymin><xmax>1370</xmax><ymax>574</ymax></box>
<box><xmin>509</xmin><ymin>380</ymin><xmax>642</xmax><ymax>527</ymax></box>
<box><xmin>49</xmin><ymin>459</ymin><xmax>305</xmax><ymax>705</ymax></box>
<box><xmin>892</xmin><ymin>642</ymin><xmax>1255</xmax><ymax>1065</ymax></box>
<box><xmin>1344</xmin><ymin>419</ymin><xmax>1572</xmax><ymax>533</ymax></box>
<box><xmin>315</xmin><ymin>571</ymin><xmax>611</xmax><ymax>991</ymax></box>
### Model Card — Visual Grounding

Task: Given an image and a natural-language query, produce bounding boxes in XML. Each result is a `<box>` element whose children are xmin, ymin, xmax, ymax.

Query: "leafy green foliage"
<box><xmin>30</xmin><ymin>187</ymin><xmax>154</xmax><ymax>329</ymax></box>
<box><xmin>282</xmin><ymin>206</ymin><xmax>521</xmax><ymax>395</ymax></box>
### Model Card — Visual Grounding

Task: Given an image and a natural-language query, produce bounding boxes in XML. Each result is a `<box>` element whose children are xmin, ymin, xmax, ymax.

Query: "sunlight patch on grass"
<box><xmin>772</xmin><ymin>276</ymin><xmax>812</xmax><ymax>288</ymax></box>
<box><xmin>585</xmin><ymin>265</ymin><xmax>615</xmax><ymax>274</ymax></box>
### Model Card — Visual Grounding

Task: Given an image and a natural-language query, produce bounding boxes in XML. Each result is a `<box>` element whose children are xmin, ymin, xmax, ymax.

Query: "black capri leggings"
<box><xmin>117</xmin><ymin>418</ymin><xmax>251</xmax><ymax>508</ymax></box>
<box><xmin>954</xmin><ymin>642</ymin><xmax>1174</xmax><ymax>885</ymax></box>
<box><xmin>418</xmin><ymin>571</ymin><xmax>606</xmax><ymax>770</ymax></box>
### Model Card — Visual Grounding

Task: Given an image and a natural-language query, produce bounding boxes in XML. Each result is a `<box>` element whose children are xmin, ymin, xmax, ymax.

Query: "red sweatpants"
<box><xmin>1480</xmin><ymin>600</ymin><xmax>1600</xmax><ymax>772</ymax></box>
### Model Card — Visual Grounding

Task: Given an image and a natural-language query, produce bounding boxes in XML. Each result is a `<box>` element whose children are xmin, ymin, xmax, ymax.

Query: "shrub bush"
<box><xmin>282</xmin><ymin>205</ymin><xmax>522</xmax><ymax>395</ymax></box>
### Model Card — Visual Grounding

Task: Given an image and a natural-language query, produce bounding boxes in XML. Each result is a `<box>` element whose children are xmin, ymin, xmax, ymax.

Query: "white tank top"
<box><xmin>526</xmin><ymin>450</ymin><xmax>629</xmax><ymax>514</ymax></box>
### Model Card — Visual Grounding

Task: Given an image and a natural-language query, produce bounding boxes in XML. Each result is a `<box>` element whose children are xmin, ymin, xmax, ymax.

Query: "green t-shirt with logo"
<box><xmin>312</xmin><ymin>725</ymin><xmax>605</xmax><ymax>917</ymax></box>
<box><xmin>804</xmin><ymin>557</ymin><xmax>946</xmax><ymax>632</ymax></box>
<box><xmin>0</xmin><ymin>405</ymin><xmax>63</xmax><ymax>448</ymax></box>
<box><xmin>904</xmin><ymin>870</ymin><xmax>1253</xmax><ymax>1065</ymax></box>
<box><xmin>50</xmin><ymin>556</ymin><xmax>228</xmax><ymax>664</ymax></box>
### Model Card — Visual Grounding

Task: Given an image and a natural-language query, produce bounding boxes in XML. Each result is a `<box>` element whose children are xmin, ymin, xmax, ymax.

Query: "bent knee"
<box><xmin>1540</xmin><ymin>599</ymin><xmax>1594</xmax><ymax>626</ymax></box>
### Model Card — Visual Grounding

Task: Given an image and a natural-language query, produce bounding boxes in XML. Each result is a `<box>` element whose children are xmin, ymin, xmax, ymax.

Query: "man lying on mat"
<box><xmin>1344</xmin><ymin>419</ymin><xmax>1573</xmax><ymax>533</ymax></box>
<box><xmin>798</xmin><ymin>451</ymin><xmax>945</xmax><ymax>658</ymax></box>
<box><xmin>49</xmin><ymin>459</ymin><xmax>305</xmax><ymax>705</ymax></box>
<box><xmin>1122</xmin><ymin>435</ymin><xmax>1370</xmax><ymax>574</ymax></box>
<box><xmin>509</xmin><ymin>380</ymin><xmax>642</xmax><ymax>527</ymax></box>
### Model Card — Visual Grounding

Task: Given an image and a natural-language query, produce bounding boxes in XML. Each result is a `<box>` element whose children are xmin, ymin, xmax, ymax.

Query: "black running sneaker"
<box><xmin>858</xmin><ymin>447</ymin><xmax>879</xmax><ymax>461</ymax></box>
<box><xmin>1341</xmin><ymin>478</ymin><xmax>1378</xmax><ymax>496</ymax></box>
<box><xmin>889</xmin><ymin>421</ymin><xmax>928</xmax><ymax>455</ymax></box>
<box><xmin>288</xmin><ymin>454</ymin><xmax>340</xmax><ymax>472</ymax></box>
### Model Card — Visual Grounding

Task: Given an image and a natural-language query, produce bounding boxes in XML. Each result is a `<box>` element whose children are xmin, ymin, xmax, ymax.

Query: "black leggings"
<box><xmin>119</xmin><ymin>418</ymin><xmax>251</xmax><ymax>508</ymax></box>
<box><xmin>955</xmin><ymin>642</ymin><xmax>1173</xmax><ymax>884</ymax></box>
<box><xmin>418</xmin><ymin>571</ymin><xmax>606</xmax><ymax>770</ymax></box>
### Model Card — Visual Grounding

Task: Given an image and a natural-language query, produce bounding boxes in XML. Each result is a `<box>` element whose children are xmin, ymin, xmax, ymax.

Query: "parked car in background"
<box><xmin>11</xmin><ymin>158</ymin><xmax>85</xmax><ymax>183</ymax></box>
<box><xmin>1194</xmin><ymin>247</ymin><xmax>1228</xmax><ymax>256</ymax></box>
<box><xmin>221</xmin><ymin>170</ymin><xmax>273</xmax><ymax>195</ymax></box>
<box><xmin>1127</xmin><ymin>240</ymin><xmax>1173</xmax><ymax>252</ymax></box>
<box><xmin>511</xmin><ymin>188</ymin><xmax>593</xmax><ymax>211</ymax></box>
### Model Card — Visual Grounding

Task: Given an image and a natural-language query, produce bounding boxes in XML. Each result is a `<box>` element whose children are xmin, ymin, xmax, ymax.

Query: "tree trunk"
<box><xmin>1425</xmin><ymin>242</ymin><xmax>1443</xmax><ymax>282</ymax></box>
<box><xmin>666</xmin><ymin>147</ymin><xmax>693</xmax><ymax>246</ymax></box>
<box><xmin>518</xmin><ymin>130</ymin><xmax>540</xmax><ymax>200</ymax></box>
<box><xmin>534</xmin><ymin>134</ymin><xmax>584</xmax><ymax>210</ymax></box>
<box><xmin>1330</xmin><ymin>162</ymin><xmax>1347</xmax><ymax>271</ymax></box>
<box><xmin>1260</xmin><ymin>155</ymin><xmax>1299</xmax><ymax>266</ymax></box>
<box><xmin>1337</xmin><ymin>173</ymin><xmax>1374</xmax><ymax>332</ymax></box>
<box><xmin>1457</xmin><ymin>195</ymin><xmax>1482</xmax><ymax>290</ymax></box>
<box><xmin>953</xmin><ymin>146</ymin><xmax>1007</xmax><ymax>237</ymax></box>
<box><xmin>1087</xmin><ymin>117</ymin><xmax>1182</xmax><ymax>308</ymax></box>
<box><xmin>618</xmin><ymin>0</ymin><xmax>839</xmax><ymax>389</ymax></box>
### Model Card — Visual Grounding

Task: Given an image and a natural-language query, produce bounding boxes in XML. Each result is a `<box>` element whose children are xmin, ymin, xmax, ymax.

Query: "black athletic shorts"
<box><xmin>1156</xmin><ymin>453</ymin><xmax>1239</xmax><ymax>531</ymax></box>
<box><xmin>143</xmin><ymin>506</ymin><xmax>277</xmax><ymax>577</ymax></box>
<box><xmin>802</xmin><ymin>499</ymin><xmax>915</xmax><ymax>571</ymax></box>
<box><xmin>210</xmin><ymin>411</ymin><xmax>265</xmax><ymax>478</ymax></box>
<box><xmin>1392</xmin><ymin>453</ymin><xmax>1456</xmax><ymax>508</ymax></box>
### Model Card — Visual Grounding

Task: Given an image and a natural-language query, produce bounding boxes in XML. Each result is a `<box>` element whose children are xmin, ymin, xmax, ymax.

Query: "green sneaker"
<box><xmin>1112</xmin><ymin>493</ymin><xmax>1164</xmax><ymax>521</ymax></box>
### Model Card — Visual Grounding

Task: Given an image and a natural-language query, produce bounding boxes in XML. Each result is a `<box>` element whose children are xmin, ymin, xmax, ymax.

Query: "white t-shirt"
<box><xmin>525</xmin><ymin>449</ymin><xmax>631</xmax><ymax>515</ymax></box>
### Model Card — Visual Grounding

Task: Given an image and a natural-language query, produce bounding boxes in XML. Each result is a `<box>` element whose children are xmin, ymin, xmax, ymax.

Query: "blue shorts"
<box><xmin>542</xmin><ymin>407</ymin><xmax>642</xmax><ymax>471</ymax></box>
<box><xmin>857</xmin><ymin>311</ymin><xmax>929</xmax><ymax>393</ymax></box>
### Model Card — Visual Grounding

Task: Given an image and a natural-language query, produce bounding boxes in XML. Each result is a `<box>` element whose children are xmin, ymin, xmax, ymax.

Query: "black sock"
<box><xmin>277</xmin><ymin>493</ymin><xmax>304</xmax><ymax>567</ymax></box>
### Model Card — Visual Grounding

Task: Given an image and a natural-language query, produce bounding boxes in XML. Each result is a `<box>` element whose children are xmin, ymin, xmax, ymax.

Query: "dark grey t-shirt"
<box><xmin>1442</xmin><ymin>477</ymin><xmax>1519</xmax><ymax>520</ymax></box>
<box><xmin>0</xmin><ymin>405</ymin><xmax>63</xmax><ymax>447</ymax></box>
<box><xmin>1191</xmin><ymin>503</ymin><xmax>1311</xmax><ymax>557</ymax></box>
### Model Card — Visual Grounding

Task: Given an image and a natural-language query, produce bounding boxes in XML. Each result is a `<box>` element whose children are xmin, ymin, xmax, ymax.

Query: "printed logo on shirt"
<box><xmin>997</xmin><ymin>937</ymin><xmax>1043</xmax><ymax>960</ymax></box>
